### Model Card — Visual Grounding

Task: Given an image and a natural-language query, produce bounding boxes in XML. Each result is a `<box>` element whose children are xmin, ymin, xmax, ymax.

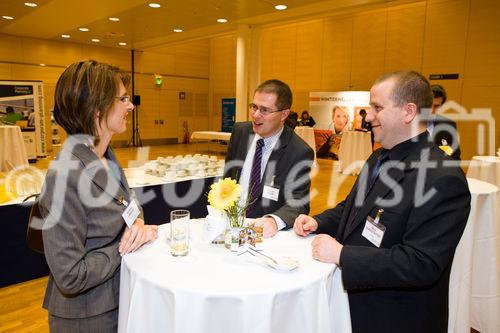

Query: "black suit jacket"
<box><xmin>314</xmin><ymin>133</ymin><xmax>470</xmax><ymax>333</ymax></box>
<box><xmin>224</xmin><ymin>122</ymin><xmax>314</xmax><ymax>227</ymax></box>
<box><xmin>430</xmin><ymin>114</ymin><xmax>461</xmax><ymax>160</ymax></box>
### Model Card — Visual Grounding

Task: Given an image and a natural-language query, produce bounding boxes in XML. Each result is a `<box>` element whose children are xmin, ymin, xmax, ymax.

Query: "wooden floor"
<box><xmin>0</xmin><ymin>142</ymin><xmax>356</xmax><ymax>333</ymax></box>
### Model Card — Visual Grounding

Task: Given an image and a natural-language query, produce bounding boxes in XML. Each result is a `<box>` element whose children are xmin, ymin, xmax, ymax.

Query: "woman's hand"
<box><xmin>119</xmin><ymin>218</ymin><xmax>158</xmax><ymax>256</ymax></box>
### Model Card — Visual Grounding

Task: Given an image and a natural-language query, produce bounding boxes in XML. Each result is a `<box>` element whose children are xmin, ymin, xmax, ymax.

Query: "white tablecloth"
<box><xmin>467</xmin><ymin>156</ymin><xmax>500</xmax><ymax>188</ymax></box>
<box><xmin>448</xmin><ymin>178</ymin><xmax>500</xmax><ymax>333</ymax></box>
<box><xmin>295</xmin><ymin>126</ymin><xmax>316</xmax><ymax>152</ymax></box>
<box><xmin>0</xmin><ymin>125</ymin><xmax>28</xmax><ymax>172</ymax></box>
<box><xmin>337</xmin><ymin>131</ymin><xmax>372</xmax><ymax>175</ymax></box>
<box><xmin>190</xmin><ymin>131</ymin><xmax>231</xmax><ymax>141</ymax></box>
<box><xmin>118</xmin><ymin>221</ymin><xmax>351</xmax><ymax>333</ymax></box>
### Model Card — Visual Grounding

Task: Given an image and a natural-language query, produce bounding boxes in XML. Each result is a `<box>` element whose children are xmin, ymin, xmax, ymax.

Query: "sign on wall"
<box><xmin>0</xmin><ymin>81</ymin><xmax>47</xmax><ymax>157</ymax></box>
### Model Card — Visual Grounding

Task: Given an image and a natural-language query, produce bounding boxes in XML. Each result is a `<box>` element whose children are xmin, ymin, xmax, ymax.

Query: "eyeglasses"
<box><xmin>115</xmin><ymin>95</ymin><xmax>131</xmax><ymax>104</ymax></box>
<box><xmin>249</xmin><ymin>103</ymin><xmax>287</xmax><ymax>116</ymax></box>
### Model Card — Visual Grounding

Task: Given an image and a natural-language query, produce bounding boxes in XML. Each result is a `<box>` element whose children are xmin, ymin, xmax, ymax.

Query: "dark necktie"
<box><xmin>345</xmin><ymin>150</ymin><xmax>389</xmax><ymax>229</ymax></box>
<box><xmin>246</xmin><ymin>138</ymin><xmax>265</xmax><ymax>217</ymax></box>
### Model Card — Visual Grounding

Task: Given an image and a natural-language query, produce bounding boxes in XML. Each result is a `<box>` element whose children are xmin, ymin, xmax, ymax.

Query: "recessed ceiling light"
<box><xmin>275</xmin><ymin>4</ymin><xmax>287</xmax><ymax>10</ymax></box>
<box><xmin>91</xmin><ymin>38</ymin><xmax>100</xmax><ymax>43</ymax></box>
<box><xmin>149</xmin><ymin>3</ymin><xmax>161</xmax><ymax>8</ymax></box>
<box><xmin>173</xmin><ymin>28</ymin><xmax>183</xmax><ymax>33</ymax></box>
<box><xmin>118</xmin><ymin>42</ymin><xmax>127</xmax><ymax>46</ymax></box>
<box><xmin>39</xmin><ymin>63</ymin><xmax>46</xmax><ymax>67</ymax></box>
<box><xmin>217</xmin><ymin>18</ymin><xmax>228</xmax><ymax>23</ymax></box>
<box><xmin>61</xmin><ymin>34</ymin><xmax>71</xmax><ymax>39</ymax></box>
<box><xmin>24</xmin><ymin>2</ymin><xmax>38</xmax><ymax>7</ymax></box>
<box><xmin>79</xmin><ymin>27</ymin><xmax>89</xmax><ymax>32</ymax></box>
<box><xmin>2</xmin><ymin>16</ymin><xmax>14</xmax><ymax>20</ymax></box>
<box><xmin>109</xmin><ymin>17</ymin><xmax>120</xmax><ymax>22</ymax></box>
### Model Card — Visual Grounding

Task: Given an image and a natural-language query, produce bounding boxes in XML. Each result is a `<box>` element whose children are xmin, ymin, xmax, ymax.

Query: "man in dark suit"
<box><xmin>428</xmin><ymin>84</ymin><xmax>461</xmax><ymax>160</ymax></box>
<box><xmin>224</xmin><ymin>79</ymin><xmax>314</xmax><ymax>238</ymax></box>
<box><xmin>294</xmin><ymin>71</ymin><xmax>470</xmax><ymax>333</ymax></box>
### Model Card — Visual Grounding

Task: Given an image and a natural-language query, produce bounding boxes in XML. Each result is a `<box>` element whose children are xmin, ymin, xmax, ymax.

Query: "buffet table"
<box><xmin>448</xmin><ymin>178</ymin><xmax>500</xmax><ymax>333</ymax></box>
<box><xmin>118</xmin><ymin>220</ymin><xmax>351</xmax><ymax>333</ymax></box>
<box><xmin>0</xmin><ymin>125</ymin><xmax>29</xmax><ymax>172</ymax></box>
<box><xmin>190</xmin><ymin>131</ymin><xmax>231</xmax><ymax>142</ymax></box>
<box><xmin>295</xmin><ymin>126</ymin><xmax>316</xmax><ymax>154</ymax></box>
<box><xmin>467</xmin><ymin>156</ymin><xmax>500</xmax><ymax>188</ymax></box>
<box><xmin>0</xmin><ymin>175</ymin><xmax>218</xmax><ymax>288</ymax></box>
<box><xmin>337</xmin><ymin>131</ymin><xmax>372</xmax><ymax>175</ymax></box>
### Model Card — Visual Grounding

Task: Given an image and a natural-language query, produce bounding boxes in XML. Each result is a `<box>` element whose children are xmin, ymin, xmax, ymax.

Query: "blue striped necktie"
<box><xmin>246</xmin><ymin>138</ymin><xmax>265</xmax><ymax>217</ymax></box>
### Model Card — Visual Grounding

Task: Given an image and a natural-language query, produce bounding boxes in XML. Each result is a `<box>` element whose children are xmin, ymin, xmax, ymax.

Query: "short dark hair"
<box><xmin>54</xmin><ymin>60</ymin><xmax>130</xmax><ymax>140</ymax></box>
<box><xmin>359</xmin><ymin>109</ymin><xmax>367</xmax><ymax>116</ymax></box>
<box><xmin>6</xmin><ymin>106</ymin><xmax>14</xmax><ymax>113</ymax></box>
<box><xmin>431</xmin><ymin>84</ymin><xmax>447</xmax><ymax>103</ymax></box>
<box><xmin>255</xmin><ymin>79</ymin><xmax>292</xmax><ymax>110</ymax></box>
<box><xmin>375</xmin><ymin>71</ymin><xmax>433</xmax><ymax>112</ymax></box>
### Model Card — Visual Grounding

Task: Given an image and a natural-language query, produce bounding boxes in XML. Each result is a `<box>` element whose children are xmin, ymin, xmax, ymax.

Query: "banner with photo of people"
<box><xmin>0</xmin><ymin>81</ymin><xmax>47</xmax><ymax>157</ymax></box>
<box><xmin>309</xmin><ymin>91</ymin><xmax>370</xmax><ymax>159</ymax></box>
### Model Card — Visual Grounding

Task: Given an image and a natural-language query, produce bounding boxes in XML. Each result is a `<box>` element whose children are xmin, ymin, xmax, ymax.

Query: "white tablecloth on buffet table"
<box><xmin>190</xmin><ymin>131</ymin><xmax>231</xmax><ymax>141</ymax></box>
<box><xmin>0</xmin><ymin>125</ymin><xmax>28</xmax><ymax>172</ymax></box>
<box><xmin>448</xmin><ymin>178</ymin><xmax>500</xmax><ymax>333</ymax></box>
<box><xmin>467</xmin><ymin>156</ymin><xmax>500</xmax><ymax>188</ymax></box>
<box><xmin>337</xmin><ymin>131</ymin><xmax>372</xmax><ymax>175</ymax></box>
<box><xmin>295</xmin><ymin>126</ymin><xmax>316</xmax><ymax>155</ymax></box>
<box><xmin>118</xmin><ymin>220</ymin><xmax>351</xmax><ymax>333</ymax></box>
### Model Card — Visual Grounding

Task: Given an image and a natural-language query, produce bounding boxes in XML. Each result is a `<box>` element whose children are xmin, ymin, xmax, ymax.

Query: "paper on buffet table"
<box><xmin>203</xmin><ymin>205</ymin><xmax>227</xmax><ymax>243</ymax></box>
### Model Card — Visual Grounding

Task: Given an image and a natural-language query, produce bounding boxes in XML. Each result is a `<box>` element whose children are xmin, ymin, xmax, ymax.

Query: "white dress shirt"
<box><xmin>238</xmin><ymin>126</ymin><xmax>286</xmax><ymax>230</ymax></box>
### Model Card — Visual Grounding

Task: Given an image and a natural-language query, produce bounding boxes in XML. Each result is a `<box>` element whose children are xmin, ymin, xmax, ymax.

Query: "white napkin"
<box><xmin>203</xmin><ymin>205</ymin><xmax>227</xmax><ymax>243</ymax></box>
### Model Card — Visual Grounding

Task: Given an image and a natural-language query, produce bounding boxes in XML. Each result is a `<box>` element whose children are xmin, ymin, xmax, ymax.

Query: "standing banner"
<box><xmin>0</xmin><ymin>81</ymin><xmax>47</xmax><ymax>157</ymax></box>
<box><xmin>221</xmin><ymin>98</ymin><xmax>236</xmax><ymax>133</ymax></box>
<box><xmin>309</xmin><ymin>91</ymin><xmax>370</xmax><ymax>130</ymax></box>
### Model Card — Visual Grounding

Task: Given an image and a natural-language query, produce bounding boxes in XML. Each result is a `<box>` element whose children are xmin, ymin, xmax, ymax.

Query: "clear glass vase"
<box><xmin>224</xmin><ymin>227</ymin><xmax>248</xmax><ymax>251</ymax></box>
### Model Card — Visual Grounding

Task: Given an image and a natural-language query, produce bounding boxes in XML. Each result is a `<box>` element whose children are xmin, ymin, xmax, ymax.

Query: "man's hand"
<box><xmin>311</xmin><ymin>234</ymin><xmax>343</xmax><ymax>265</ymax></box>
<box><xmin>251</xmin><ymin>217</ymin><xmax>278</xmax><ymax>238</ymax></box>
<box><xmin>293</xmin><ymin>214</ymin><xmax>318</xmax><ymax>237</ymax></box>
<box><xmin>119</xmin><ymin>218</ymin><xmax>158</xmax><ymax>256</ymax></box>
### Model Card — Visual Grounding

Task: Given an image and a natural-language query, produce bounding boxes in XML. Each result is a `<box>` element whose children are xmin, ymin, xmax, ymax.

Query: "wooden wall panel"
<box><xmin>295</xmin><ymin>20</ymin><xmax>323</xmax><ymax>91</ymax></box>
<box><xmin>0</xmin><ymin>63</ymin><xmax>12</xmax><ymax>79</ymax></box>
<box><xmin>81</xmin><ymin>46</ymin><xmax>131</xmax><ymax>71</ymax></box>
<box><xmin>136</xmin><ymin>51</ymin><xmax>175</xmax><ymax>74</ymax></box>
<box><xmin>211</xmin><ymin>35</ymin><xmax>236</xmax><ymax>93</ymax></box>
<box><xmin>268</xmin><ymin>25</ymin><xmax>297</xmax><ymax>87</ymax></box>
<box><xmin>21</xmin><ymin>38</ymin><xmax>83</xmax><ymax>67</ymax></box>
<box><xmin>421</xmin><ymin>0</ymin><xmax>469</xmax><ymax>77</ymax></box>
<box><xmin>0</xmin><ymin>35</ymin><xmax>23</xmax><ymax>62</ymax></box>
<box><xmin>321</xmin><ymin>15</ymin><xmax>353</xmax><ymax>91</ymax></box>
<box><xmin>350</xmin><ymin>8</ymin><xmax>387</xmax><ymax>90</ymax></box>
<box><xmin>384</xmin><ymin>2</ymin><xmax>426</xmax><ymax>73</ymax></box>
<box><xmin>463</xmin><ymin>0</ymin><xmax>500</xmax><ymax>86</ymax></box>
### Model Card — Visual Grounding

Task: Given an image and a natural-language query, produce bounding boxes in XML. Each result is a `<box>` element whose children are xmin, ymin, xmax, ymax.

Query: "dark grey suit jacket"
<box><xmin>224</xmin><ymin>122</ymin><xmax>314</xmax><ymax>228</ymax></box>
<box><xmin>39</xmin><ymin>136</ymin><xmax>142</xmax><ymax>319</ymax></box>
<box><xmin>314</xmin><ymin>133</ymin><xmax>470</xmax><ymax>333</ymax></box>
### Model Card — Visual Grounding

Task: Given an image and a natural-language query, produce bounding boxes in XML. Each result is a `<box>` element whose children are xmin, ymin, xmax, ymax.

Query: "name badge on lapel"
<box><xmin>122</xmin><ymin>199</ymin><xmax>140</xmax><ymax>227</ymax></box>
<box><xmin>263</xmin><ymin>185</ymin><xmax>279</xmax><ymax>201</ymax></box>
<box><xmin>362</xmin><ymin>209</ymin><xmax>386</xmax><ymax>248</ymax></box>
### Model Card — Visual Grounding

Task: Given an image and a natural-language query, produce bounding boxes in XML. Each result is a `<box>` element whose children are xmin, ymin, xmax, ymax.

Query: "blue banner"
<box><xmin>221</xmin><ymin>98</ymin><xmax>236</xmax><ymax>133</ymax></box>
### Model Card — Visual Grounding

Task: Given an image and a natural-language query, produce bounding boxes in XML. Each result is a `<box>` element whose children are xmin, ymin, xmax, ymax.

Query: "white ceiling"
<box><xmin>0</xmin><ymin>0</ymin><xmax>400</xmax><ymax>50</ymax></box>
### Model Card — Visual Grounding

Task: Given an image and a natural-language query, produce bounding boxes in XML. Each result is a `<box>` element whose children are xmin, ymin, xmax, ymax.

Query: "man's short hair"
<box><xmin>255</xmin><ymin>79</ymin><xmax>292</xmax><ymax>110</ymax></box>
<box><xmin>431</xmin><ymin>84</ymin><xmax>447</xmax><ymax>103</ymax></box>
<box><xmin>375</xmin><ymin>71</ymin><xmax>433</xmax><ymax>112</ymax></box>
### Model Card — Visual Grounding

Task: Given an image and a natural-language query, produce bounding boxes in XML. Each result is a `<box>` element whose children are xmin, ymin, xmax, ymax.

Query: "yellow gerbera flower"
<box><xmin>208</xmin><ymin>177</ymin><xmax>241</xmax><ymax>211</ymax></box>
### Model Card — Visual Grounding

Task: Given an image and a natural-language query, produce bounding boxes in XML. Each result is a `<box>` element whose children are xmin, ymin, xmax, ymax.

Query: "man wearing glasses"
<box><xmin>224</xmin><ymin>79</ymin><xmax>314</xmax><ymax>238</ymax></box>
